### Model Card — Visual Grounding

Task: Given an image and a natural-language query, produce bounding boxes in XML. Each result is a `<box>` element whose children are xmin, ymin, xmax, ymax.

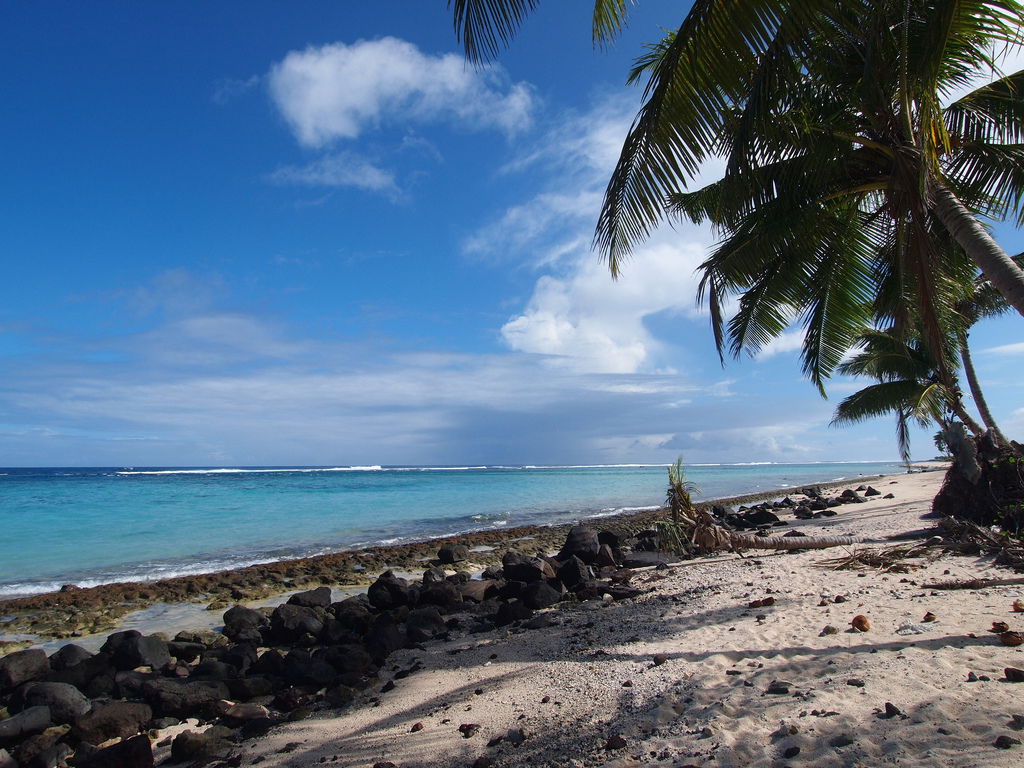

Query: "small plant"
<box><xmin>666</xmin><ymin>456</ymin><xmax>699</xmax><ymax>524</ymax></box>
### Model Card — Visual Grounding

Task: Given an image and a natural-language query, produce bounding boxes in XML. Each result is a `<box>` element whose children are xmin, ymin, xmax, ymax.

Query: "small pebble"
<box><xmin>883</xmin><ymin>702</ymin><xmax>903</xmax><ymax>718</ymax></box>
<box><xmin>994</xmin><ymin>735</ymin><xmax>1021</xmax><ymax>749</ymax></box>
<box><xmin>605</xmin><ymin>734</ymin><xmax>627</xmax><ymax>750</ymax></box>
<box><xmin>1005</xmin><ymin>667</ymin><xmax>1024</xmax><ymax>683</ymax></box>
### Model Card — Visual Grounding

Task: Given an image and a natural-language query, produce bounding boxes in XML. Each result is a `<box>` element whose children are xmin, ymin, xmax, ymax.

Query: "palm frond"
<box><xmin>450</xmin><ymin>0</ymin><xmax>541</xmax><ymax>63</ymax></box>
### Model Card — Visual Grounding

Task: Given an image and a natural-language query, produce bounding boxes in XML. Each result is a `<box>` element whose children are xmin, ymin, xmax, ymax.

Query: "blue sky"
<box><xmin>1</xmin><ymin>1</ymin><xmax>1021</xmax><ymax>467</ymax></box>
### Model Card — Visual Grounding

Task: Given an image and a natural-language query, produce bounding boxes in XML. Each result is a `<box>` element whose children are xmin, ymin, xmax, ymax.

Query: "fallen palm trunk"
<box><xmin>659</xmin><ymin>510</ymin><xmax>861</xmax><ymax>555</ymax></box>
<box><xmin>923</xmin><ymin>576</ymin><xmax>1024</xmax><ymax>590</ymax></box>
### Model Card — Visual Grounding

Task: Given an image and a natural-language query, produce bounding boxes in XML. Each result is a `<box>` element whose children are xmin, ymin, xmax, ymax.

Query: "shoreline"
<box><xmin>237</xmin><ymin>466</ymin><xmax>1024</xmax><ymax>768</ymax></box>
<box><xmin>0</xmin><ymin>464</ymin><xmax>943</xmax><ymax>645</ymax></box>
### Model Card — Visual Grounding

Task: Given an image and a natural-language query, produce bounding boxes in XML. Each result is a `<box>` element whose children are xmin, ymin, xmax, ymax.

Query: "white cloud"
<box><xmin>268</xmin><ymin>37</ymin><xmax>533</xmax><ymax>147</ymax></box>
<box><xmin>501</xmin><ymin>234</ymin><xmax>708</xmax><ymax>373</ymax></box>
<box><xmin>757</xmin><ymin>329</ymin><xmax>805</xmax><ymax>360</ymax></box>
<box><xmin>463</xmin><ymin>96</ymin><xmax>723</xmax><ymax>374</ymax></box>
<box><xmin>268</xmin><ymin>152</ymin><xmax>398</xmax><ymax>194</ymax></box>
<box><xmin>983</xmin><ymin>341</ymin><xmax>1024</xmax><ymax>356</ymax></box>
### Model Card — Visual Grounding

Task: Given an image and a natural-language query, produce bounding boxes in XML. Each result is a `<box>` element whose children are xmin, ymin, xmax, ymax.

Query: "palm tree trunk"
<box><xmin>725</xmin><ymin>532</ymin><xmax>862</xmax><ymax>551</ymax></box>
<box><xmin>950</xmin><ymin>398</ymin><xmax>985</xmax><ymax>438</ymax></box>
<box><xmin>959</xmin><ymin>335</ymin><xmax>1011</xmax><ymax>447</ymax></box>
<box><xmin>931</xmin><ymin>182</ymin><xmax>1024</xmax><ymax>317</ymax></box>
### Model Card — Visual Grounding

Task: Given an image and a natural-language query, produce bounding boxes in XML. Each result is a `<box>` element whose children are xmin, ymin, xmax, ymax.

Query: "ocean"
<box><xmin>0</xmin><ymin>461</ymin><xmax>908</xmax><ymax>598</ymax></box>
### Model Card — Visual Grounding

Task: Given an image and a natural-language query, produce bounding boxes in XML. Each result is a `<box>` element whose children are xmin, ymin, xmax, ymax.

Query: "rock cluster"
<box><xmin>0</xmin><ymin>526</ymin><xmax>644</xmax><ymax>767</ymax></box>
<box><xmin>705</xmin><ymin>485</ymin><xmax>885</xmax><ymax>530</ymax></box>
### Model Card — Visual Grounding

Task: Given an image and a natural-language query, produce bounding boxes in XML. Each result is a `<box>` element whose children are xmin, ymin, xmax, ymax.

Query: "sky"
<box><xmin>0</xmin><ymin>1</ymin><xmax>1022</xmax><ymax>467</ymax></box>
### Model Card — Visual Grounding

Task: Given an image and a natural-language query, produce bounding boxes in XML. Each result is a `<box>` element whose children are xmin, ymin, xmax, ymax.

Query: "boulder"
<box><xmin>558</xmin><ymin>526</ymin><xmax>601</xmax><ymax>563</ymax></box>
<box><xmin>14</xmin><ymin>683</ymin><xmax>90</xmax><ymax>724</ymax></box>
<box><xmin>321</xmin><ymin>617</ymin><xmax>362</xmax><ymax>646</ymax></box>
<box><xmin>419</xmin><ymin>580</ymin><xmax>463</xmax><ymax>611</ymax></box>
<box><xmin>620</xmin><ymin>552</ymin><xmax>671</xmax><ymax>569</ymax></box>
<box><xmin>166</xmin><ymin>641</ymin><xmax>205</xmax><ymax>663</ymax></box>
<box><xmin>493</xmin><ymin>600</ymin><xmax>533</xmax><ymax>627</ymax></box>
<box><xmin>498</xmin><ymin>580</ymin><xmax>525</xmax><ymax>599</ymax></box>
<box><xmin>270</xmin><ymin>603</ymin><xmax>325</xmax><ymax>643</ymax></box>
<box><xmin>521</xmin><ymin>581</ymin><xmax>561</xmax><ymax>609</ymax></box>
<box><xmin>12</xmin><ymin>726</ymin><xmax>70</xmax><ymax>768</ymax></box>
<box><xmin>594</xmin><ymin>544</ymin><xmax>618</xmax><ymax>568</ymax></box>
<box><xmin>364</xmin><ymin>615</ymin><xmax>405</xmax><ymax>661</ymax></box>
<box><xmin>73</xmin><ymin>701</ymin><xmax>152</xmax><ymax>745</ymax></box>
<box><xmin>556</xmin><ymin>555</ymin><xmax>591</xmax><ymax>589</ymax></box>
<box><xmin>421</xmin><ymin>567</ymin><xmax>448</xmax><ymax>584</ymax></box>
<box><xmin>43</xmin><ymin>653</ymin><xmax>115</xmax><ymax>699</ymax></box>
<box><xmin>0</xmin><ymin>707</ymin><xmax>51</xmax><ymax>744</ymax></box>
<box><xmin>864</xmin><ymin>486</ymin><xmax>881</xmax><ymax>496</ymax></box>
<box><xmin>459</xmin><ymin>579</ymin><xmax>499</xmax><ymax>603</ymax></box>
<box><xmin>367</xmin><ymin>571</ymin><xmax>413</xmax><ymax>610</ymax></box>
<box><xmin>99</xmin><ymin>631</ymin><xmax>170</xmax><ymax>671</ymax></box>
<box><xmin>0</xmin><ymin>650</ymin><xmax>49</xmax><ymax>693</ymax></box>
<box><xmin>76</xmin><ymin>734</ymin><xmax>153</xmax><ymax>768</ymax></box>
<box><xmin>222</xmin><ymin>605</ymin><xmax>269</xmax><ymax>643</ymax></box>
<box><xmin>332</xmin><ymin>596</ymin><xmax>373</xmax><ymax>635</ymax></box>
<box><xmin>282</xmin><ymin>650</ymin><xmax>337</xmax><ymax>687</ymax></box>
<box><xmin>502</xmin><ymin>555</ymin><xmax>555</xmax><ymax>583</ymax></box>
<box><xmin>319</xmin><ymin>644</ymin><xmax>376</xmax><ymax>680</ymax></box>
<box><xmin>174</xmin><ymin>629</ymin><xmax>229</xmax><ymax>648</ymax></box>
<box><xmin>325</xmin><ymin>683</ymin><xmax>359</xmax><ymax>707</ymax></box>
<box><xmin>287</xmin><ymin>586</ymin><xmax>333</xmax><ymax>608</ymax></box>
<box><xmin>141</xmin><ymin>678</ymin><xmax>231</xmax><ymax>719</ymax></box>
<box><xmin>190</xmin><ymin>660</ymin><xmax>238</xmax><ymax>681</ymax></box>
<box><xmin>223</xmin><ymin>702</ymin><xmax>271</xmax><ymax>722</ymax></box>
<box><xmin>47</xmin><ymin>644</ymin><xmax>92</xmax><ymax>672</ymax></box>
<box><xmin>170</xmin><ymin>727</ymin><xmax>235</xmax><ymax>764</ymax></box>
<box><xmin>437</xmin><ymin>543</ymin><xmax>469</xmax><ymax>564</ymax></box>
<box><xmin>220</xmin><ymin>643</ymin><xmax>258</xmax><ymax>675</ymax></box>
<box><xmin>225</xmin><ymin>676</ymin><xmax>275</xmax><ymax>701</ymax></box>
<box><xmin>405</xmin><ymin>607</ymin><xmax>447</xmax><ymax>643</ymax></box>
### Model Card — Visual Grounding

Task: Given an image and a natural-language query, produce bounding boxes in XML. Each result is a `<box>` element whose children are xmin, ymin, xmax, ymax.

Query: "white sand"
<box><xmin>225</xmin><ymin>469</ymin><xmax>1024</xmax><ymax>767</ymax></box>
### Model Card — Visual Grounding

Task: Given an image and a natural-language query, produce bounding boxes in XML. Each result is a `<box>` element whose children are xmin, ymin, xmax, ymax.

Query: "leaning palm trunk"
<box><xmin>673</xmin><ymin>509</ymin><xmax>861</xmax><ymax>555</ymax></box>
<box><xmin>932</xmin><ymin>183</ymin><xmax>1024</xmax><ymax>318</ymax></box>
<box><xmin>959</xmin><ymin>337</ymin><xmax>1011</xmax><ymax>448</ymax></box>
<box><xmin>950</xmin><ymin>398</ymin><xmax>986</xmax><ymax>438</ymax></box>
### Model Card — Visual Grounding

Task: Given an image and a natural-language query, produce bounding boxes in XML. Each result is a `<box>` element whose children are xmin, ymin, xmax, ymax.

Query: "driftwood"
<box><xmin>816</xmin><ymin>542</ymin><xmax>940</xmax><ymax>572</ymax></box>
<box><xmin>657</xmin><ymin>509</ymin><xmax>860</xmax><ymax>556</ymax></box>
<box><xmin>922</xmin><ymin>576</ymin><xmax>1024</xmax><ymax>590</ymax></box>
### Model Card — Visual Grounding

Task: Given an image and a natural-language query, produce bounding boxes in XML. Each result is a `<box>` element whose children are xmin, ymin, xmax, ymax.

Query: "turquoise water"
<box><xmin>0</xmin><ymin>461</ymin><xmax>907</xmax><ymax>596</ymax></box>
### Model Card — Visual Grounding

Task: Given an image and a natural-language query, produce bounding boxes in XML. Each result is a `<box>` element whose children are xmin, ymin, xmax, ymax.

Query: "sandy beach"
<box><xmin>216</xmin><ymin>466</ymin><xmax>1024</xmax><ymax>768</ymax></box>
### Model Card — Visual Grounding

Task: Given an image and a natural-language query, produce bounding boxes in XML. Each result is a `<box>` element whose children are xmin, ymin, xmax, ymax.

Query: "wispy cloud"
<box><xmin>982</xmin><ymin>341</ymin><xmax>1024</xmax><ymax>355</ymax></box>
<box><xmin>0</xmin><ymin>269</ymin><xmax>887</xmax><ymax>466</ymax></box>
<box><xmin>267</xmin><ymin>152</ymin><xmax>398</xmax><ymax>195</ymax></box>
<box><xmin>268</xmin><ymin>37</ymin><xmax>534</xmax><ymax>147</ymax></box>
<box><xmin>463</xmin><ymin>96</ymin><xmax>723</xmax><ymax>375</ymax></box>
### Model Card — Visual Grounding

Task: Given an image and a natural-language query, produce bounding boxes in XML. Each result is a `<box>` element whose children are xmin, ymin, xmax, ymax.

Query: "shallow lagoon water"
<box><xmin>0</xmin><ymin>461</ymin><xmax>907</xmax><ymax>596</ymax></box>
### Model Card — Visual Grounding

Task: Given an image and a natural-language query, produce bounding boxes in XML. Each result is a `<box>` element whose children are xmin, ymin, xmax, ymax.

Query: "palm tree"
<box><xmin>449</xmin><ymin>1</ymin><xmax>1024</xmax><ymax>327</ymax></box>
<box><xmin>831</xmin><ymin>327</ymin><xmax>984</xmax><ymax>462</ymax></box>
<box><xmin>951</xmin><ymin>259</ymin><xmax>1022</xmax><ymax>446</ymax></box>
